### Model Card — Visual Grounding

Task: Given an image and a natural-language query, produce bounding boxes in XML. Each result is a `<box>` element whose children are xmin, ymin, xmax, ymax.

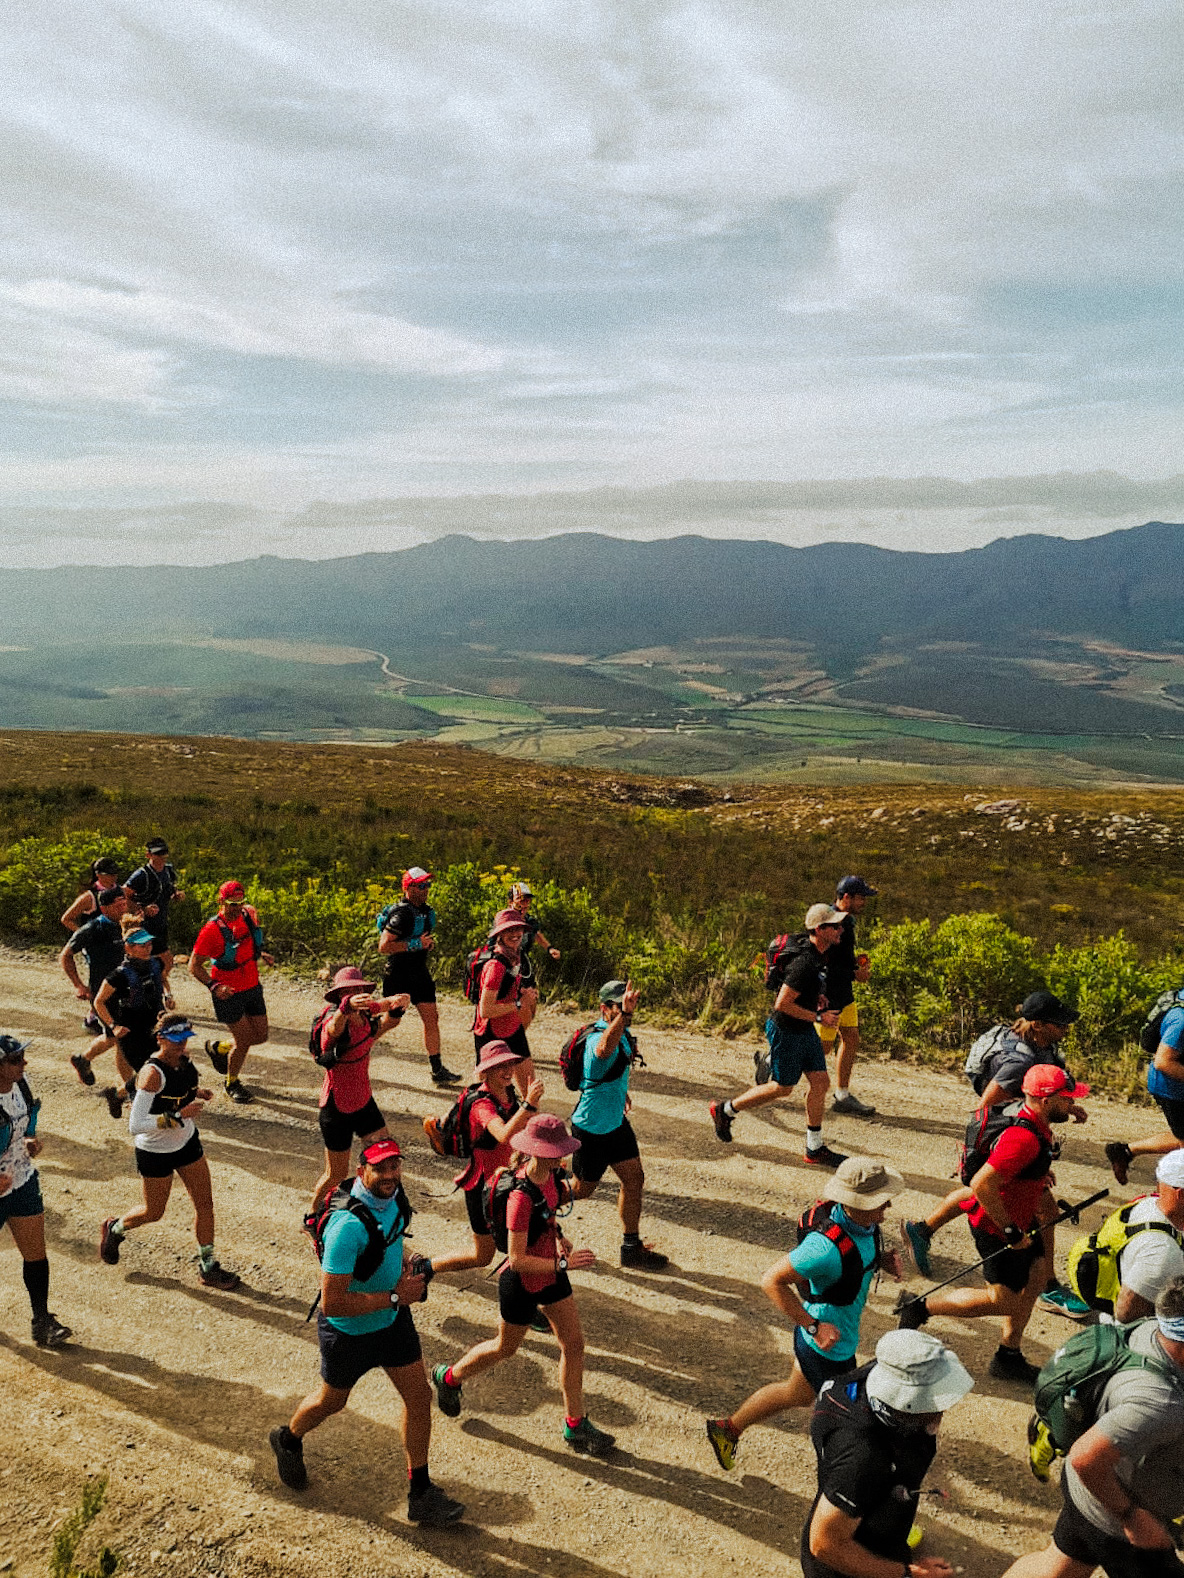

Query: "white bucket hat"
<box><xmin>865</xmin><ymin>1331</ymin><xmax>974</xmax><ymax>1414</ymax></box>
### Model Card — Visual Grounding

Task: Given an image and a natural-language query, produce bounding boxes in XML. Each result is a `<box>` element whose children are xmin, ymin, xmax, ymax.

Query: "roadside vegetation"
<box><xmin>1</xmin><ymin>731</ymin><xmax>1181</xmax><ymax>1099</ymax></box>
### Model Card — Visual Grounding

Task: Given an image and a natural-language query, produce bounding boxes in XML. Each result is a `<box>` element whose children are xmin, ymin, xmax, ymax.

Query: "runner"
<box><xmin>802</xmin><ymin>1330</ymin><xmax>974</xmax><ymax>1578</ymax></box>
<box><xmin>570</xmin><ymin>980</ymin><xmax>667</xmax><ymax>1271</ymax></box>
<box><xmin>59</xmin><ymin>886</ymin><xmax>127</xmax><ymax>1086</ymax></box>
<box><xmin>819</xmin><ymin>876</ymin><xmax>877</xmax><ymax>1118</ymax></box>
<box><xmin>896</xmin><ymin>1065</ymin><xmax>1090</xmax><ymax>1385</ymax></box>
<box><xmin>98</xmin><ymin>1012</ymin><xmax>240</xmax><ymax>1292</ymax></box>
<box><xmin>0</xmin><ymin>1034</ymin><xmax>72</xmax><ymax>1348</ymax></box>
<box><xmin>123</xmin><ymin>837</ymin><xmax>184</xmax><ymax>982</ymax></box>
<box><xmin>93</xmin><ymin>918</ymin><xmax>169</xmax><ymax>1120</ymax></box>
<box><xmin>430</xmin><ymin>1112</ymin><xmax>615</xmax><ymax>1458</ymax></box>
<box><xmin>60</xmin><ymin>857</ymin><xmax>122</xmax><ymax>931</ymax></box>
<box><xmin>187</xmin><ymin>880</ymin><xmax>273</xmax><ymax>1104</ymax></box>
<box><xmin>1071</xmin><ymin>1151</ymin><xmax>1184</xmax><ymax>1323</ymax></box>
<box><xmin>707</xmin><ymin>1156</ymin><xmax>904</xmax><ymax>1471</ymax></box>
<box><xmin>427</xmin><ymin>1040</ymin><xmax>544</xmax><ymax>1275</ymax></box>
<box><xmin>472</xmin><ymin>908</ymin><xmax>538</xmax><ymax>1093</ymax></box>
<box><xmin>1105</xmin><ymin>987</ymin><xmax>1184</xmax><ymax>1186</ymax></box>
<box><xmin>269</xmin><ymin>1138</ymin><xmax>465</xmax><ymax>1527</ymax></box>
<box><xmin>1001</xmin><ymin>1278</ymin><xmax>1184</xmax><ymax>1578</ymax></box>
<box><xmin>710</xmin><ymin>902</ymin><xmax>848</xmax><ymax>1168</ymax></box>
<box><xmin>507</xmin><ymin>881</ymin><xmax>561</xmax><ymax>993</ymax></box>
<box><xmin>378</xmin><ymin>868</ymin><xmax>460</xmax><ymax>1088</ymax></box>
<box><xmin>309</xmin><ymin>966</ymin><xmax>412</xmax><ymax>1215</ymax></box>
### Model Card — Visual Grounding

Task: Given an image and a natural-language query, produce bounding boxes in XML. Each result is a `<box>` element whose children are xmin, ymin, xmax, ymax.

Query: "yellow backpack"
<box><xmin>1067</xmin><ymin>1197</ymin><xmax>1184</xmax><ymax>1314</ymax></box>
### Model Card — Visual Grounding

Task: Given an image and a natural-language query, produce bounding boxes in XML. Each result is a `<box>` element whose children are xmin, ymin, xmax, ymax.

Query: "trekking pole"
<box><xmin>902</xmin><ymin>1187</ymin><xmax>1110</xmax><ymax>1306</ymax></box>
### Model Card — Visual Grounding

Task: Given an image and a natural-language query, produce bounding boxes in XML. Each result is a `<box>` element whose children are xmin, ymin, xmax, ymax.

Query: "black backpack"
<box><xmin>1141</xmin><ymin>990</ymin><xmax>1184</xmax><ymax>1055</ymax></box>
<box><xmin>302</xmin><ymin>1177</ymin><xmax>413</xmax><ymax>1318</ymax></box>
<box><xmin>796</xmin><ymin>1201</ymin><xmax>881</xmax><ymax>1306</ymax></box>
<box><xmin>959</xmin><ymin>1106</ymin><xmax>1054</xmax><ymax>1186</ymax></box>
<box><xmin>558</xmin><ymin>1023</ymin><xmax>644</xmax><ymax>1092</ymax></box>
<box><xmin>488</xmin><ymin>1169</ymin><xmax>557</xmax><ymax>1254</ymax></box>
<box><xmin>307</xmin><ymin>1007</ymin><xmax>374</xmax><ymax>1070</ymax></box>
<box><xmin>423</xmin><ymin>1082</ymin><xmax>515</xmax><ymax>1160</ymax></box>
<box><xmin>465</xmin><ymin>944</ymin><xmax>519</xmax><ymax>1007</ymax></box>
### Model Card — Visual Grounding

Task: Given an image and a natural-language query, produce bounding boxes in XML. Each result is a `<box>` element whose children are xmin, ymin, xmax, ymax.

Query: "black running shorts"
<box><xmin>571</xmin><ymin>1119</ymin><xmax>640</xmax><ymax>1184</ymax></box>
<box><xmin>318</xmin><ymin>1095</ymin><xmax>386</xmax><ymax>1154</ymax></box>
<box><xmin>212</xmin><ymin>983</ymin><xmax>267</xmax><ymax>1026</ymax></box>
<box><xmin>135</xmin><ymin>1130</ymin><xmax>204</xmax><ymax>1178</ymax></box>
<box><xmin>317</xmin><ymin>1307</ymin><xmax>422</xmax><ymax>1389</ymax></box>
<box><xmin>498</xmin><ymin>1269</ymin><xmax>572</xmax><ymax>1327</ymax></box>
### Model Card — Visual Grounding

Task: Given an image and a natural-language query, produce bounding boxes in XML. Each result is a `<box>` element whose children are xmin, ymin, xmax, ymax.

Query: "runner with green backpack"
<box><xmin>1008</xmin><ymin>1277</ymin><xmax>1184</xmax><ymax>1578</ymax></box>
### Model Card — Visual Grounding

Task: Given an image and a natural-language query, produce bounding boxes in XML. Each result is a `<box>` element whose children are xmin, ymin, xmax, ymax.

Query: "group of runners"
<box><xmin>3</xmin><ymin>845</ymin><xmax>1184</xmax><ymax>1570</ymax></box>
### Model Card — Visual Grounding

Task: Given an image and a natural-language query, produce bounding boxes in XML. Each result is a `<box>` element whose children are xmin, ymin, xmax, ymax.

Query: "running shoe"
<box><xmin>70</xmin><ymin>1053</ymin><xmax>96</xmax><ymax>1087</ymax></box>
<box><xmin>205</xmin><ymin>1039</ymin><xmax>230</xmax><ymax>1076</ymax></box>
<box><xmin>83</xmin><ymin>1011</ymin><xmax>102</xmax><ymax>1035</ymax></box>
<box><xmin>988</xmin><ymin>1346</ymin><xmax>1040</xmax><ymax>1385</ymax></box>
<box><xmin>431</xmin><ymin>1063</ymin><xmax>462</xmax><ymax>1087</ymax></box>
<box><xmin>1038</xmin><ymin>1281</ymin><xmax>1092</xmax><ymax>1321</ymax></box>
<box><xmin>198</xmin><ymin>1261</ymin><xmax>241</xmax><ymax>1291</ymax></box>
<box><xmin>1105</xmin><ymin>1140</ymin><xmax>1133</xmax><ymax>1186</ymax></box>
<box><xmin>431</xmin><ymin>1364</ymin><xmax>463</xmax><ymax>1418</ymax></box>
<box><xmin>709</xmin><ymin>1100</ymin><xmax>734</xmax><ymax>1143</ymax></box>
<box><xmin>31</xmin><ymin>1312</ymin><xmax>72</xmax><ymax>1349</ymax></box>
<box><xmin>620</xmin><ymin>1241</ymin><xmax>669</xmax><ymax>1270</ymax></box>
<box><xmin>894</xmin><ymin>1291</ymin><xmax>930</xmax><ymax>1330</ymax></box>
<box><xmin>706</xmin><ymin>1417</ymin><xmax>739</xmax><ymax>1472</ymax></box>
<box><xmin>563</xmin><ymin>1416</ymin><xmax>616</xmax><ymax>1457</ymax></box>
<box><xmin>99</xmin><ymin>1218</ymin><xmax>122</xmax><ymax>1265</ymax></box>
<box><xmin>1027</xmin><ymin>1412</ymin><xmax>1057</xmax><ymax>1482</ymax></box>
<box><xmin>901</xmin><ymin>1218</ymin><xmax>934</xmax><ymax>1278</ymax></box>
<box><xmin>225</xmin><ymin>1079</ymin><xmax>253</xmax><ymax>1104</ymax></box>
<box><xmin>832</xmin><ymin>1093</ymin><xmax>877</xmax><ymax>1117</ymax></box>
<box><xmin>407</xmin><ymin>1484</ymin><xmax>465</xmax><ymax>1526</ymax></box>
<box><xmin>102</xmin><ymin>1087</ymin><xmax>124</xmax><ymax>1120</ymax></box>
<box><xmin>529</xmin><ymin>1313</ymin><xmax>551</xmax><ymax>1333</ymax></box>
<box><xmin>269</xmin><ymin>1426</ymin><xmax>308</xmax><ymax>1490</ymax></box>
<box><xmin>803</xmin><ymin>1144</ymin><xmax>848</xmax><ymax>1169</ymax></box>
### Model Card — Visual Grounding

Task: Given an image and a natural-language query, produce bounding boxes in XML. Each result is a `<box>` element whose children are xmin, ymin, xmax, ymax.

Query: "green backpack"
<box><xmin>1028</xmin><ymin>1320</ymin><xmax>1180</xmax><ymax>1480</ymax></box>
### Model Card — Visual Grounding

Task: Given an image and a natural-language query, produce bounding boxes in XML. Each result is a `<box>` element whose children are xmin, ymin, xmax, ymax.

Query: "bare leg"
<box><xmin>289</xmin><ymin>1382</ymin><xmax>350</xmax><ymax>1439</ymax></box>
<box><xmin>118</xmin><ymin>1173</ymin><xmax>174</xmax><ymax>1232</ymax></box>
<box><xmin>544</xmin><ymin>1296</ymin><xmax>585</xmax><ymax>1421</ymax></box>
<box><xmin>803</xmin><ymin>1068</ymin><xmax>830</xmax><ymax>1127</ymax></box>
<box><xmin>728</xmin><ymin>1360</ymin><xmax>817</xmax><ymax>1435</ymax></box>
<box><xmin>386</xmin><ymin>1359</ymin><xmax>433</xmax><ymax>1471</ymax></box>
<box><xmin>430</xmin><ymin>1232</ymin><xmax>497</xmax><ymax>1275</ymax></box>
<box><xmin>311</xmin><ymin>1148</ymin><xmax>353</xmax><ymax>1216</ymax></box>
<box><xmin>447</xmin><ymin>1319</ymin><xmax>528</xmax><ymax>1385</ymax></box>
<box><xmin>730</xmin><ymin>1079</ymin><xmax>800</xmax><ymax>1114</ymax></box>
<box><xmin>999</xmin><ymin>1546</ymin><xmax>1092</xmax><ymax>1578</ymax></box>
<box><xmin>835</xmin><ymin>1024</ymin><xmax>861</xmax><ymax>1094</ymax></box>
<box><xmin>1130</xmin><ymin>1131</ymin><xmax>1183</xmax><ymax>1159</ymax></box>
<box><xmin>925</xmin><ymin>1185</ymin><xmax>973</xmax><ymax>1236</ymax></box>
<box><xmin>175</xmin><ymin>1155</ymin><xmax>217</xmax><ymax>1247</ymax></box>
<box><xmin>417</xmin><ymin>1002</ymin><xmax>441</xmax><ymax>1061</ymax></box>
<box><xmin>610</xmin><ymin>1155</ymin><xmax>644</xmax><ymax>1237</ymax></box>
<box><xmin>8</xmin><ymin>1212</ymin><xmax>48</xmax><ymax>1261</ymax></box>
<box><xmin>228</xmin><ymin>1013</ymin><xmax>268</xmax><ymax>1082</ymax></box>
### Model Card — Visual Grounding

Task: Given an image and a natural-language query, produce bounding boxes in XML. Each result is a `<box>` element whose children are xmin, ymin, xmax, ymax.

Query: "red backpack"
<box><xmin>796</xmin><ymin>1201</ymin><xmax>881</xmax><ymax>1306</ymax></box>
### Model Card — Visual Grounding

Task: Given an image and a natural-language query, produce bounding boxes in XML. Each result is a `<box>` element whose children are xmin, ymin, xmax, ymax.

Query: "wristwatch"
<box><xmin>556</xmin><ymin>1255</ymin><xmax>568</xmax><ymax>1272</ymax></box>
<box><xmin>804</xmin><ymin>1320</ymin><xmax>820</xmax><ymax>1337</ymax></box>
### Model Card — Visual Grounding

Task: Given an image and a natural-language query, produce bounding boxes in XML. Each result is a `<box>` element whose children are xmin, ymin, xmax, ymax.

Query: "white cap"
<box><xmin>1157</xmin><ymin>1151</ymin><xmax>1184</xmax><ymax>1188</ymax></box>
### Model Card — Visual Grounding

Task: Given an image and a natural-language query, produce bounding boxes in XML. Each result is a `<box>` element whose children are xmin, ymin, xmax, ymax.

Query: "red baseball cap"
<box><xmin>219</xmin><ymin>880</ymin><xmax>246</xmax><ymax>902</ymax></box>
<box><xmin>1022</xmin><ymin>1064</ymin><xmax>1090</xmax><ymax>1100</ymax></box>
<box><xmin>359</xmin><ymin>1138</ymin><xmax>402</xmax><ymax>1166</ymax></box>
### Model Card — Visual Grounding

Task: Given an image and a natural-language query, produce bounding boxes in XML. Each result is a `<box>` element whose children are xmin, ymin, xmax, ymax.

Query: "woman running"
<box><xmin>309</xmin><ymin>966</ymin><xmax>412</xmax><ymax>1215</ymax></box>
<box><xmin>60</xmin><ymin>857</ymin><xmax>122</xmax><ymax>932</ymax></box>
<box><xmin>98</xmin><ymin>1012</ymin><xmax>240</xmax><ymax>1291</ymax></box>
<box><xmin>427</xmin><ymin>1040</ymin><xmax>545</xmax><ymax>1275</ymax></box>
<box><xmin>0</xmin><ymin>1034</ymin><xmax>71</xmax><ymax>1347</ymax></box>
<box><xmin>93</xmin><ymin>917</ymin><xmax>170</xmax><ymax>1119</ymax></box>
<box><xmin>430</xmin><ymin>1112</ymin><xmax>615</xmax><ymax>1457</ymax></box>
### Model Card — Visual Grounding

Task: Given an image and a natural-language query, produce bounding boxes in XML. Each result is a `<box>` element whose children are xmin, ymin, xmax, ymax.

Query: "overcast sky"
<box><xmin>3</xmin><ymin>0</ymin><xmax>1183</xmax><ymax>563</ymax></box>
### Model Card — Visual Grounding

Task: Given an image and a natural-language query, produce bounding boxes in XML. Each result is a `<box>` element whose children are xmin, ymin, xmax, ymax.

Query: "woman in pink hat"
<box><xmin>430</xmin><ymin>1113</ymin><xmax>615</xmax><ymax>1457</ymax></box>
<box><xmin>427</xmin><ymin>1040</ymin><xmax>545</xmax><ymax>1275</ymax></box>
<box><xmin>308</xmin><ymin>966</ymin><xmax>412</xmax><ymax>1215</ymax></box>
<box><xmin>472</xmin><ymin>909</ymin><xmax>539</xmax><ymax>1095</ymax></box>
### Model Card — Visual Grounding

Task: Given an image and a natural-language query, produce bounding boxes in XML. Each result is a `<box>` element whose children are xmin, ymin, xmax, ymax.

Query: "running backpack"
<box><xmin>761</xmin><ymin>931</ymin><xmax>811</xmax><ymax>991</ymax></box>
<box><xmin>0</xmin><ymin>1077</ymin><xmax>38</xmax><ymax>1157</ymax></box>
<box><xmin>558</xmin><ymin>1023</ymin><xmax>644</xmax><ymax>1092</ymax></box>
<box><xmin>488</xmin><ymin>1169</ymin><xmax>556</xmax><ymax>1254</ymax></box>
<box><xmin>1066</xmin><ymin>1198</ymin><xmax>1184</xmax><ymax>1315</ymax></box>
<box><xmin>963</xmin><ymin>1025</ymin><xmax>1021</xmax><ymax>1093</ymax></box>
<box><xmin>959</xmin><ymin>1106</ymin><xmax>1053</xmax><ymax>1186</ymax></box>
<box><xmin>464</xmin><ymin>941</ymin><xmax>510</xmax><ymax>1005</ymax></box>
<box><xmin>1140</xmin><ymin>990</ymin><xmax>1184</xmax><ymax>1055</ymax></box>
<box><xmin>304</xmin><ymin>1178</ymin><xmax>413</xmax><ymax>1283</ymax></box>
<box><xmin>423</xmin><ymin>1082</ymin><xmax>499</xmax><ymax>1160</ymax></box>
<box><xmin>1032</xmin><ymin>1321</ymin><xmax>1182</xmax><ymax>1464</ymax></box>
<box><xmin>796</xmin><ymin>1201</ymin><xmax>881</xmax><ymax>1307</ymax></box>
<box><xmin>376</xmin><ymin>902</ymin><xmax>398</xmax><ymax>936</ymax></box>
<box><xmin>307</xmin><ymin>1007</ymin><xmax>374</xmax><ymax>1070</ymax></box>
<box><xmin>208</xmin><ymin>909</ymin><xmax>264</xmax><ymax>971</ymax></box>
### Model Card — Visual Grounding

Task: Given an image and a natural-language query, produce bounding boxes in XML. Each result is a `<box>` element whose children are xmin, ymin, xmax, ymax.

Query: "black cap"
<box><xmin>0</xmin><ymin>1034</ymin><xmax>30</xmax><ymax>1062</ymax></box>
<box><xmin>97</xmin><ymin>887</ymin><xmax>124</xmax><ymax>908</ymax></box>
<box><xmin>1020</xmin><ymin>989</ymin><xmax>1078</xmax><ymax>1027</ymax></box>
<box><xmin>145</xmin><ymin>838</ymin><xmax>169</xmax><ymax>854</ymax></box>
<box><xmin>837</xmin><ymin>875</ymin><xmax>878</xmax><ymax>897</ymax></box>
<box><xmin>94</xmin><ymin>857</ymin><xmax>120</xmax><ymax>877</ymax></box>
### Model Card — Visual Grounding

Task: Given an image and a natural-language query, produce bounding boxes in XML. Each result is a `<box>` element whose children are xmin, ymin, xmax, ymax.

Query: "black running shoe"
<box><xmin>621</xmin><ymin>1241</ymin><xmax>669</xmax><ymax>1270</ymax></box>
<box><xmin>269</xmin><ymin>1426</ymin><xmax>307</xmax><ymax>1490</ymax></box>
<box><xmin>99</xmin><ymin>1218</ymin><xmax>122</xmax><ymax>1265</ymax></box>
<box><xmin>70</xmin><ymin>1053</ymin><xmax>96</xmax><ymax>1087</ymax></box>
<box><xmin>431</xmin><ymin>1063</ymin><xmax>462</xmax><ymax>1087</ymax></box>
<box><xmin>803</xmin><ymin>1144</ymin><xmax>848</xmax><ymax>1169</ymax></box>
<box><xmin>199</xmin><ymin>1261</ymin><xmax>241</xmax><ymax>1291</ymax></box>
<box><xmin>205</xmin><ymin>1039</ymin><xmax>230</xmax><ymax>1076</ymax></box>
<box><xmin>407</xmin><ymin>1484</ymin><xmax>465</xmax><ymax>1526</ymax></box>
<box><xmin>31</xmin><ymin>1312</ymin><xmax>72</xmax><ymax>1349</ymax></box>
<box><xmin>102</xmin><ymin>1086</ymin><xmax>124</xmax><ymax>1120</ymax></box>
<box><xmin>431</xmin><ymin>1364</ymin><xmax>462</xmax><ymax>1418</ymax></box>
<box><xmin>1105</xmin><ymin>1140</ymin><xmax>1133</xmax><ymax>1186</ymax></box>
<box><xmin>709</xmin><ymin>1100</ymin><xmax>734</xmax><ymax>1143</ymax></box>
<box><xmin>988</xmin><ymin>1346</ymin><xmax>1041</xmax><ymax>1385</ymax></box>
<box><xmin>225</xmin><ymin>1079</ymin><xmax>253</xmax><ymax>1104</ymax></box>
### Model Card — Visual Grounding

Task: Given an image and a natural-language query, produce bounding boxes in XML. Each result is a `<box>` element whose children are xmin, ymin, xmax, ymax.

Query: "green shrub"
<box><xmin>0</xmin><ymin>831</ymin><xmax>137</xmax><ymax>941</ymax></box>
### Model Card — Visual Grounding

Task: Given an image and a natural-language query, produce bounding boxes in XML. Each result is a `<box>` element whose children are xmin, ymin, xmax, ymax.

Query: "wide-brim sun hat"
<box><xmin>325</xmin><ymin>966</ymin><xmax>377</xmax><ymax>1002</ymax></box>
<box><xmin>489</xmin><ymin>907</ymin><xmax>527</xmax><ymax>939</ymax></box>
<box><xmin>475</xmin><ymin>1040</ymin><xmax>526</xmax><ymax>1075</ymax></box>
<box><xmin>865</xmin><ymin>1330</ymin><xmax>974</xmax><ymax>1414</ymax></box>
<box><xmin>824</xmin><ymin>1156</ymin><xmax>905</xmax><ymax>1212</ymax></box>
<box><xmin>516</xmin><ymin>1113</ymin><xmax>580</xmax><ymax>1159</ymax></box>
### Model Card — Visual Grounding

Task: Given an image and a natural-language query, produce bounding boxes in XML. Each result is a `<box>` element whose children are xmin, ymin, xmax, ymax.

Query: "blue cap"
<box><xmin>124</xmin><ymin>928</ymin><xmax>154</xmax><ymax>946</ymax></box>
<box><xmin>836</xmin><ymin>875</ymin><xmax>878</xmax><ymax>898</ymax></box>
<box><xmin>157</xmin><ymin>1022</ymin><xmax>196</xmax><ymax>1044</ymax></box>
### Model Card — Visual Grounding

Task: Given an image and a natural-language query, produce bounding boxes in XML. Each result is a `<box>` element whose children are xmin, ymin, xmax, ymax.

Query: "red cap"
<box><xmin>359</xmin><ymin>1138</ymin><xmax>402</xmax><ymax>1166</ymax></box>
<box><xmin>219</xmin><ymin>880</ymin><xmax>246</xmax><ymax>902</ymax></box>
<box><xmin>1022</xmin><ymin>1064</ymin><xmax>1090</xmax><ymax>1100</ymax></box>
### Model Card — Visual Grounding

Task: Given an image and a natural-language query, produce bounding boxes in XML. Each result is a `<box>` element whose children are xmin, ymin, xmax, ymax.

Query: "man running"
<box><xmin>1105</xmin><ymin>986</ymin><xmax>1184</xmax><ymax>1186</ymax></box>
<box><xmin>269</xmin><ymin>1138</ymin><xmax>465</xmax><ymax>1527</ymax></box>
<box><xmin>710</xmin><ymin>903</ymin><xmax>848</xmax><ymax>1167</ymax></box>
<box><xmin>570</xmin><ymin>980</ymin><xmax>667</xmax><ymax>1270</ymax></box>
<box><xmin>707</xmin><ymin>1156</ymin><xmax>904</xmax><ymax>1471</ymax></box>
<box><xmin>897</xmin><ymin>1064</ymin><xmax>1090</xmax><ymax>1384</ymax></box>
<box><xmin>188</xmin><ymin>880</ymin><xmax>273</xmax><ymax>1104</ymax></box>
<box><xmin>59</xmin><ymin>886</ymin><xmax>127</xmax><ymax>1086</ymax></box>
<box><xmin>93</xmin><ymin>919</ymin><xmax>169</xmax><ymax>1119</ymax></box>
<box><xmin>0</xmin><ymin>1034</ymin><xmax>72</xmax><ymax>1348</ymax></box>
<box><xmin>378</xmin><ymin>868</ymin><xmax>460</xmax><ymax>1088</ymax></box>
<box><xmin>820</xmin><ymin>876</ymin><xmax>877</xmax><ymax>1118</ymax></box>
<box><xmin>124</xmin><ymin>837</ymin><xmax>184</xmax><ymax>983</ymax></box>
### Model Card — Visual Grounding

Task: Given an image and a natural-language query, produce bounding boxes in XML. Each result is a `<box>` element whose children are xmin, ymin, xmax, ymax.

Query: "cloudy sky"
<box><xmin>3</xmin><ymin>0</ymin><xmax>1183</xmax><ymax>563</ymax></box>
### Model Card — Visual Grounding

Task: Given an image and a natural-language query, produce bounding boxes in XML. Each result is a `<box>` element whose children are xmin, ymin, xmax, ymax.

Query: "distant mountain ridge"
<box><xmin>1</xmin><ymin>521</ymin><xmax>1182</xmax><ymax>659</ymax></box>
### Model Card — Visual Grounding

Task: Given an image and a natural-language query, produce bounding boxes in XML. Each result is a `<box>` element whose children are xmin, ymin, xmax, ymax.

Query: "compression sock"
<box><xmin>806</xmin><ymin>1127</ymin><xmax>825</xmax><ymax>1153</ymax></box>
<box><xmin>22</xmin><ymin>1257</ymin><xmax>50</xmax><ymax>1319</ymax></box>
<box><xmin>722</xmin><ymin>1100</ymin><xmax>736</xmax><ymax>1119</ymax></box>
<box><xmin>408</xmin><ymin>1464</ymin><xmax>431</xmax><ymax>1493</ymax></box>
<box><xmin>198</xmin><ymin>1244</ymin><xmax>218</xmax><ymax>1273</ymax></box>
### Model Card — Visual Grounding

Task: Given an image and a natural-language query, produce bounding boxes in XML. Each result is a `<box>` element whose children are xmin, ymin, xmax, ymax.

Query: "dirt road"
<box><xmin>0</xmin><ymin>948</ymin><xmax>1157</xmax><ymax>1578</ymax></box>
